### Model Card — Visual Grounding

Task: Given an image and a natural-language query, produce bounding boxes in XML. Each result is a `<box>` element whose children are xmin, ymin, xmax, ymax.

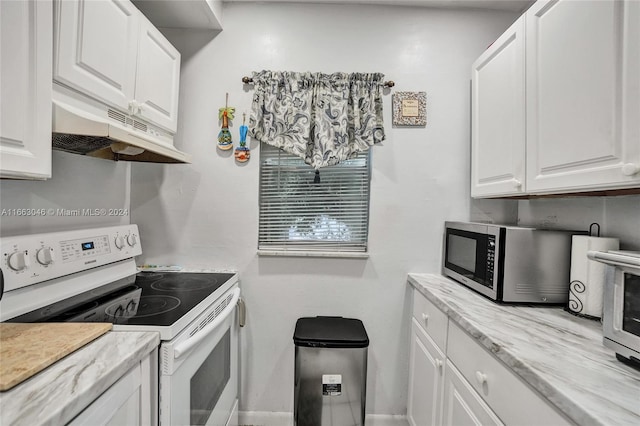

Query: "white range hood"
<box><xmin>51</xmin><ymin>85</ymin><xmax>191</xmax><ymax>164</ymax></box>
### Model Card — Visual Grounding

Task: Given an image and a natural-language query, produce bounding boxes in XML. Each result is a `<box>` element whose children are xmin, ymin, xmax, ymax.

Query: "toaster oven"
<box><xmin>588</xmin><ymin>250</ymin><xmax>640</xmax><ymax>368</ymax></box>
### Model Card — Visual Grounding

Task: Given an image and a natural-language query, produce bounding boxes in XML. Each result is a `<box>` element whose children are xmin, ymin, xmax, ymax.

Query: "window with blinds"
<box><xmin>258</xmin><ymin>143</ymin><xmax>372</xmax><ymax>253</ymax></box>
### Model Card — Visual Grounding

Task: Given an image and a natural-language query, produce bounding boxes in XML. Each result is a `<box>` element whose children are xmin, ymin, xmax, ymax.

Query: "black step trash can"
<box><xmin>293</xmin><ymin>316</ymin><xmax>369</xmax><ymax>426</ymax></box>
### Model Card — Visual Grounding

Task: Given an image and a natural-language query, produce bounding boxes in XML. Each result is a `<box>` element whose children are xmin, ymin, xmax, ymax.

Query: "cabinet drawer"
<box><xmin>442</xmin><ymin>361</ymin><xmax>503</xmax><ymax>426</ymax></box>
<box><xmin>412</xmin><ymin>290</ymin><xmax>448</xmax><ymax>351</ymax></box>
<box><xmin>447</xmin><ymin>322</ymin><xmax>572</xmax><ymax>426</ymax></box>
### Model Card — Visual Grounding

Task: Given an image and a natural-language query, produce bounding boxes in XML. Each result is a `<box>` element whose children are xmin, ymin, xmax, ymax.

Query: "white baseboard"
<box><xmin>239</xmin><ymin>411</ymin><xmax>292</xmax><ymax>426</ymax></box>
<box><xmin>238</xmin><ymin>411</ymin><xmax>408</xmax><ymax>426</ymax></box>
<box><xmin>366</xmin><ymin>414</ymin><xmax>409</xmax><ymax>426</ymax></box>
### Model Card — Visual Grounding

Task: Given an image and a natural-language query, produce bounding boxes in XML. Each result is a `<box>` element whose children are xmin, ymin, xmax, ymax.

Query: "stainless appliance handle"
<box><xmin>174</xmin><ymin>287</ymin><xmax>241</xmax><ymax>359</ymax></box>
<box><xmin>587</xmin><ymin>251</ymin><xmax>640</xmax><ymax>269</ymax></box>
<box><xmin>237</xmin><ymin>297</ymin><xmax>246</xmax><ymax>327</ymax></box>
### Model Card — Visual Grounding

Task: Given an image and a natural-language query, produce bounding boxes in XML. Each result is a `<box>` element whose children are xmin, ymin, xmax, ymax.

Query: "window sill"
<box><xmin>257</xmin><ymin>250</ymin><xmax>369</xmax><ymax>259</ymax></box>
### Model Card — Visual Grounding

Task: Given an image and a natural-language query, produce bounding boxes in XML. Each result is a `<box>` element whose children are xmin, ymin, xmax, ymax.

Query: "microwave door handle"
<box><xmin>613</xmin><ymin>282</ymin><xmax>624</xmax><ymax>331</ymax></box>
<box><xmin>174</xmin><ymin>287</ymin><xmax>241</xmax><ymax>359</ymax></box>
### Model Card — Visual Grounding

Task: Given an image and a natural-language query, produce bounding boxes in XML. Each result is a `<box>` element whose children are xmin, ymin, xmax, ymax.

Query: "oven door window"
<box><xmin>445</xmin><ymin>229</ymin><xmax>492</xmax><ymax>288</ymax></box>
<box><xmin>191</xmin><ymin>330</ymin><xmax>230</xmax><ymax>425</ymax></box>
<box><xmin>623</xmin><ymin>273</ymin><xmax>640</xmax><ymax>336</ymax></box>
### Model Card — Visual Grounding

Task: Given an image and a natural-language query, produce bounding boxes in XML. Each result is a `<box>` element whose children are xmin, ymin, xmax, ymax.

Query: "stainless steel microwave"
<box><xmin>443</xmin><ymin>221</ymin><xmax>580</xmax><ymax>303</ymax></box>
<box><xmin>588</xmin><ymin>250</ymin><xmax>640</xmax><ymax>368</ymax></box>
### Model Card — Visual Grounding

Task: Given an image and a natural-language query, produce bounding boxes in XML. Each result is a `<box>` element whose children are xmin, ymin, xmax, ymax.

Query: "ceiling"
<box><xmin>224</xmin><ymin>0</ymin><xmax>536</xmax><ymax>13</ymax></box>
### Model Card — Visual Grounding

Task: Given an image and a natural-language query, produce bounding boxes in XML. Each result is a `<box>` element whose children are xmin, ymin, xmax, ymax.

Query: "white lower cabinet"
<box><xmin>408</xmin><ymin>289</ymin><xmax>574</xmax><ymax>426</ymax></box>
<box><xmin>447</xmin><ymin>322</ymin><xmax>572</xmax><ymax>426</ymax></box>
<box><xmin>68</xmin><ymin>349</ymin><xmax>158</xmax><ymax>426</ymax></box>
<box><xmin>441</xmin><ymin>362</ymin><xmax>503</xmax><ymax>426</ymax></box>
<box><xmin>407</xmin><ymin>319</ymin><xmax>445</xmax><ymax>426</ymax></box>
<box><xmin>408</xmin><ymin>290</ymin><xmax>449</xmax><ymax>426</ymax></box>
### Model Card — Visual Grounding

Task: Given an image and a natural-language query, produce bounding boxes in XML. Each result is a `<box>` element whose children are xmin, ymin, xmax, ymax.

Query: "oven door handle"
<box><xmin>174</xmin><ymin>287</ymin><xmax>241</xmax><ymax>359</ymax></box>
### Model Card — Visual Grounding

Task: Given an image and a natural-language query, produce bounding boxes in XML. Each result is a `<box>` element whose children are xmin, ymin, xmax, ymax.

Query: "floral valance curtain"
<box><xmin>249</xmin><ymin>70</ymin><xmax>385</xmax><ymax>169</ymax></box>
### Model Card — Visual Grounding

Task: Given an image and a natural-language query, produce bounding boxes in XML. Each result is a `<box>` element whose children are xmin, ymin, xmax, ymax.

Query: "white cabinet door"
<box><xmin>54</xmin><ymin>0</ymin><xmax>139</xmax><ymax>113</ymax></box>
<box><xmin>0</xmin><ymin>0</ymin><xmax>52</xmax><ymax>179</ymax></box>
<box><xmin>471</xmin><ymin>16</ymin><xmax>526</xmax><ymax>198</ymax></box>
<box><xmin>622</xmin><ymin>0</ymin><xmax>640</xmax><ymax>180</ymax></box>
<box><xmin>134</xmin><ymin>17</ymin><xmax>181</xmax><ymax>133</ymax></box>
<box><xmin>526</xmin><ymin>0</ymin><xmax>640</xmax><ymax>193</ymax></box>
<box><xmin>441</xmin><ymin>362</ymin><xmax>504</xmax><ymax>426</ymax></box>
<box><xmin>69</xmin><ymin>362</ymin><xmax>142</xmax><ymax>426</ymax></box>
<box><xmin>69</xmin><ymin>349</ymin><xmax>157</xmax><ymax>426</ymax></box>
<box><xmin>407</xmin><ymin>319</ymin><xmax>445</xmax><ymax>426</ymax></box>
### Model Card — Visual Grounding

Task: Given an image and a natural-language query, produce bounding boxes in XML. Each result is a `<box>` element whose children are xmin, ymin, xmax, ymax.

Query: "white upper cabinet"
<box><xmin>0</xmin><ymin>0</ymin><xmax>52</xmax><ymax>179</ymax></box>
<box><xmin>134</xmin><ymin>18</ymin><xmax>181</xmax><ymax>132</ymax></box>
<box><xmin>54</xmin><ymin>0</ymin><xmax>181</xmax><ymax>133</ymax></box>
<box><xmin>54</xmin><ymin>0</ymin><xmax>139</xmax><ymax>113</ymax></box>
<box><xmin>471</xmin><ymin>16</ymin><xmax>526</xmax><ymax>198</ymax></box>
<box><xmin>472</xmin><ymin>0</ymin><xmax>640</xmax><ymax>197</ymax></box>
<box><xmin>526</xmin><ymin>0</ymin><xmax>640</xmax><ymax>193</ymax></box>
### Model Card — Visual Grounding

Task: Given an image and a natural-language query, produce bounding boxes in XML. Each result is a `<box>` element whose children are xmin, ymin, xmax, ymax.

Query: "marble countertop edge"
<box><xmin>406</xmin><ymin>273</ymin><xmax>639</xmax><ymax>426</ymax></box>
<box><xmin>0</xmin><ymin>330</ymin><xmax>160</xmax><ymax>426</ymax></box>
<box><xmin>445</xmin><ymin>310</ymin><xmax>597</xmax><ymax>426</ymax></box>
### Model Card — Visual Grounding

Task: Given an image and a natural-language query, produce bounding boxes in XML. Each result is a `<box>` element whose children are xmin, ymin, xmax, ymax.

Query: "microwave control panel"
<box><xmin>486</xmin><ymin>235</ymin><xmax>496</xmax><ymax>284</ymax></box>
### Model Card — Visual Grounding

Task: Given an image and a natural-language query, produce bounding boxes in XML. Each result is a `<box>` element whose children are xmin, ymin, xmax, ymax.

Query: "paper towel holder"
<box><xmin>567</xmin><ymin>222</ymin><xmax>619</xmax><ymax>321</ymax></box>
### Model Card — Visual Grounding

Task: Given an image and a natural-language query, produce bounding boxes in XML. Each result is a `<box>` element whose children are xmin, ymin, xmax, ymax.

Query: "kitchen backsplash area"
<box><xmin>471</xmin><ymin>195</ymin><xmax>640</xmax><ymax>250</ymax></box>
<box><xmin>517</xmin><ymin>196</ymin><xmax>640</xmax><ymax>250</ymax></box>
<box><xmin>0</xmin><ymin>151</ymin><xmax>131</xmax><ymax>237</ymax></box>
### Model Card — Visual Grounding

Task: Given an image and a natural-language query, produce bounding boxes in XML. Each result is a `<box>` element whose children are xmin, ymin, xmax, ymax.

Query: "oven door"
<box><xmin>160</xmin><ymin>287</ymin><xmax>240</xmax><ymax>426</ymax></box>
<box><xmin>604</xmin><ymin>264</ymin><xmax>640</xmax><ymax>361</ymax></box>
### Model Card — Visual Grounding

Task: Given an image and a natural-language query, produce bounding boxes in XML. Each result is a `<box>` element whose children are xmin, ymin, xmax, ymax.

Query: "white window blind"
<box><xmin>258</xmin><ymin>143</ymin><xmax>372</xmax><ymax>252</ymax></box>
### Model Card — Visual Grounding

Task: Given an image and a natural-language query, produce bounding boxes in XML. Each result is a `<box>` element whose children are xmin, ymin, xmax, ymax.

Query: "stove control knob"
<box><xmin>114</xmin><ymin>236</ymin><xmax>125</xmax><ymax>250</ymax></box>
<box><xmin>126</xmin><ymin>234</ymin><xmax>137</xmax><ymax>247</ymax></box>
<box><xmin>36</xmin><ymin>247</ymin><xmax>54</xmax><ymax>266</ymax></box>
<box><xmin>113</xmin><ymin>305</ymin><xmax>124</xmax><ymax>317</ymax></box>
<box><xmin>8</xmin><ymin>251</ymin><xmax>29</xmax><ymax>271</ymax></box>
<box><xmin>125</xmin><ymin>299</ymin><xmax>137</xmax><ymax>314</ymax></box>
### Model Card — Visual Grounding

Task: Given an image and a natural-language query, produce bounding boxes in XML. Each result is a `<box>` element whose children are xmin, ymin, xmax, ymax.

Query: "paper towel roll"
<box><xmin>568</xmin><ymin>236</ymin><xmax>619</xmax><ymax>318</ymax></box>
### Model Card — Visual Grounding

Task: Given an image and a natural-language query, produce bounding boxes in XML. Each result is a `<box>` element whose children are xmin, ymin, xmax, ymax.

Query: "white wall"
<box><xmin>516</xmin><ymin>196</ymin><xmax>640</xmax><ymax>250</ymax></box>
<box><xmin>0</xmin><ymin>151</ymin><xmax>130</xmax><ymax>236</ymax></box>
<box><xmin>131</xmin><ymin>2</ymin><xmax>517</xmax><ymax>417</ymax></box>
<box><xmin>471</xmin><ymin>195</ymin><xmax>640</xmax><ymax>250</ymax></box>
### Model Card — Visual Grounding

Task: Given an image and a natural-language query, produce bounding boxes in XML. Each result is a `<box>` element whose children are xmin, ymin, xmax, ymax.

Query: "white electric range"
<box><xmin>0</xmin><ymin>224</ymin><xmax>242</xmax><ymax>426</ymax></box>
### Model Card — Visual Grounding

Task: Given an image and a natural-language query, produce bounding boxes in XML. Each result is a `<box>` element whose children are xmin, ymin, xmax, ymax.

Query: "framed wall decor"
<box><xmin>392</xmin><ymin>91</ymin><xmax>426</xmax><ymax>126</ymax></box>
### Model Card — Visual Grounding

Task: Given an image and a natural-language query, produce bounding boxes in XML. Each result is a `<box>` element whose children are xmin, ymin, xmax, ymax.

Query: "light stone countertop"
<box><xmin>408</xmin><ymin>273</ymin><xmax>640</xmax><ymax>426</ymax></box>
<box><xmin>0</xmin><ymin>330</ymin><xmax>160</xmax><ymax>426</ymax></box>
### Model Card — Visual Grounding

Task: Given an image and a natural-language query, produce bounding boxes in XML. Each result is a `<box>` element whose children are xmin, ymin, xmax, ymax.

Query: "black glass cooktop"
<box><xmin>9</xmin><ymin>272</ymin><xmax>235</xmax><ymax>327</ymax></box>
